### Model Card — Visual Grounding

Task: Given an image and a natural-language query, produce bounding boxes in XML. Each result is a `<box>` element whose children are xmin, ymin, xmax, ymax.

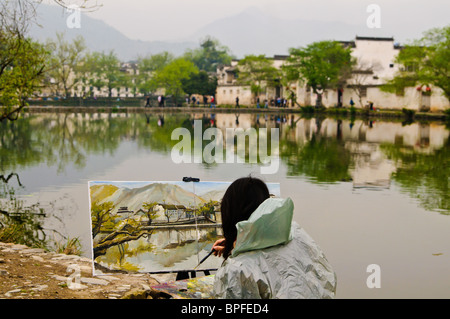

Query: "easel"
<box><xmin>176</xmin><ymin>177</ymin><xmax>217</xmax><ymax>281</ymax></box>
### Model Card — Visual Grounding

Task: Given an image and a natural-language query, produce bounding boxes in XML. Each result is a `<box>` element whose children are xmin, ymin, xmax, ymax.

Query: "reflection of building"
<box><xmin>347</xmin><ymin>142</ymin><xmax>396</xmax><ymax>189</ymax></box>
<box><xmin>216</xmin><ymin>36</ymin><xmax>449</xmax><ymax>111</ymax></box>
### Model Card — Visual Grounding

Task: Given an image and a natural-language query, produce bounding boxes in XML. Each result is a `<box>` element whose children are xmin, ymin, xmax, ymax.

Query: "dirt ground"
<box><xmin>0</xmin><ymin>242</ymin><xmax>171</xmax><ymax>299</ymax></box>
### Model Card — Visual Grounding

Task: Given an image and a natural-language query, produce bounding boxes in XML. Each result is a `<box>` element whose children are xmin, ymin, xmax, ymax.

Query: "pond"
<box><xmin>0</xmin><ymin>110</ymin><xmax>449</xmax><ymax>298</ymax></box>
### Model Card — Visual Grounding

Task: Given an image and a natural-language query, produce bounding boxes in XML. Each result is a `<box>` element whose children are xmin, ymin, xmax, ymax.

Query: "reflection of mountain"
<box><xmin>90</xmin><ymin>183</ymin><xmax>206</xmax><ymax>212</ymax></box>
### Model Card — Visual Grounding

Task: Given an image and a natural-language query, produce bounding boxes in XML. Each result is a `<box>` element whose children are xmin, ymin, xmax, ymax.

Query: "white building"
<box><xmin>216</xmin><ymin>36</ymin><xmax>449</xmax><ymax>111</ymax></box>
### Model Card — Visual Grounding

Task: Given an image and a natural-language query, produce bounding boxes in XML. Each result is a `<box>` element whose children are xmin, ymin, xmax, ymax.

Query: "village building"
<box><xmin>216</xmin><ymin>36</ymin><xmax>449</xmax><ymax>111</ymax></box>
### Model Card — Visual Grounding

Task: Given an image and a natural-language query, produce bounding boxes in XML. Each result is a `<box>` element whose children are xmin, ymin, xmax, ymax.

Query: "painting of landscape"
<box><xmin>88</xmin><ymin>180</ymin><xmax>280</xmax><ymax>274</ymax></box>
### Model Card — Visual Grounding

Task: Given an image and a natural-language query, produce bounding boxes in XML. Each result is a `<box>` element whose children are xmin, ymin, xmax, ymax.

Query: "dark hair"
<box><xmin>220</xmin><ymin>177</ymin><xmax>270</xmax><ymax>259</ymax></box>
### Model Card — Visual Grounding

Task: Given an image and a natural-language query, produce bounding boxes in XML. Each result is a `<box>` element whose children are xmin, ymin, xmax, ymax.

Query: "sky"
<box><xmin>43</xmin><ymin>0</ymin><xmax>450</xmax><ymax>43</ymax></box>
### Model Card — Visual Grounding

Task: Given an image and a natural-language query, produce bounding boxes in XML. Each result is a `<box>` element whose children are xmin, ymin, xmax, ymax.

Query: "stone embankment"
<box><xmin>0</xmin><ymin>242</ymin><xmax>175</xmax><ymax>299</ymax></box>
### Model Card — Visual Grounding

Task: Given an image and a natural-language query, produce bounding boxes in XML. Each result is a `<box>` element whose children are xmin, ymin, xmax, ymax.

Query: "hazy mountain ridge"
<box><xmin>90</xmin><ymin>183</ymin><xmax>207</xmax><ymax>212</ymax></box>
<box><xmin>29</xmin><ymin>4</ymin><xmax>197</xmax><ymax>61</ymax></box>
<box><xmin>189</xmin><ymin>6</ymin><xmax>366</xmax><ymax>57</ymax></box>
<box><xmin>29</xmin><ymin>4</ymin><xmax>394</xmax><ymax>61</ymax></box>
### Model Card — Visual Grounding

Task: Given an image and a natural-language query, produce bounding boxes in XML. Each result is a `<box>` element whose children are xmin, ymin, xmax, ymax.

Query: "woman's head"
<box><xmin>220</xmin><ymin>176</ymin><xmax>270</xmax><ymax>259</ymax></box>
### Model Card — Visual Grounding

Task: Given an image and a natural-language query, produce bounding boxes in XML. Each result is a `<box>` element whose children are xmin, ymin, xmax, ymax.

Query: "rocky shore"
<box><xmin>0</xmin><ymin>242</ymin><xmax>176</xmax><ymax>299</ymax></box>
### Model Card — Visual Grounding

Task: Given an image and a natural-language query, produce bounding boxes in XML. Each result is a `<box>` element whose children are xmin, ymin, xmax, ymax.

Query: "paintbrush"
<box><xmin>194</xmin><ymin>249</ymin><xmax>215</xmax><ymax>270</ymax></box>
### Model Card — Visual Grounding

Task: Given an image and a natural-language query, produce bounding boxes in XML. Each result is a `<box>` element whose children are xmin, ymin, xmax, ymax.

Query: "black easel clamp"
<box><xmin>182</xmin><ymin>177</ymin><xmax>200</xmax><ymax>182</ymax></box>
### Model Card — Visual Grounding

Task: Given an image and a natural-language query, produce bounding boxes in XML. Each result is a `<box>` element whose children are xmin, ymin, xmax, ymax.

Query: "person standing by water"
<box><xmin>212</xmin><ymin>177</ymin><xmax>336</xmax><ymax>299</ymax></box>
<box><xmin>236</xmin><ymin>96</ymin><xmax>240</xmax><ymax>108</ymax></box>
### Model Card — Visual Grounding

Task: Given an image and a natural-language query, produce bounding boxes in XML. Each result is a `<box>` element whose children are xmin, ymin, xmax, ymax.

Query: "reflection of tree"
<box><xmin>380</xmin><ymin>139</ymin><xmax>450</xmax><ymax>215</ymax></box>
<box><xmin>280</xmin><ymin>118</ymin><xmax>352</xmax><ymax>183</ymax></box>
<box><xmin>0</xmin><ymin>175</ymin><xmax>47</xmax><ymax>248</ymax></box>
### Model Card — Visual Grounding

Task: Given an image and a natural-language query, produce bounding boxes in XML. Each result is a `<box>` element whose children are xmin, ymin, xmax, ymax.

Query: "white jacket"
<box><xmin>213</xmin><ymin>197</ymin><xmax>337</xmax><ymax>299</ymax></box>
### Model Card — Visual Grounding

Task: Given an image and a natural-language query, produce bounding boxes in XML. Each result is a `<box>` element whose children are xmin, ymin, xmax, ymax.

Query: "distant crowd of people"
<box><xmin>236</xmin><ymin>96</ymin><xmax>290</xmax><ymax>108</ymax></box>
<box><xmin>145</xmin><ymin>94</ymin><xmax>291</xmax><ymax>108</ymax></box>
<box><xmin>186</xmin><ymin>95</ymin><xmax>216</xmax><ymax>108</ymax></box>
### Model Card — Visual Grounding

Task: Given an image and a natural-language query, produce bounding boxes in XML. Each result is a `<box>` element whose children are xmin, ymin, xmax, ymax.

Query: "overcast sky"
<box><xmin>44</xmin><ymin>0</ymin><xmax>449</xmax><ymax>42</ymax></box>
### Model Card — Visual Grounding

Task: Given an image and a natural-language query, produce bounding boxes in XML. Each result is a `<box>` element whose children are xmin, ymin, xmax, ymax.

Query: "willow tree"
<box><xmin>46</xmin><ymin>33</ymin><xmax>86</xmax><ymax>98</ymax></box>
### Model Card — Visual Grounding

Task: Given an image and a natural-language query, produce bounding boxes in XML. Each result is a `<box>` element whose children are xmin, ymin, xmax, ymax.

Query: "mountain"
<box><xmin>189</xmin><ymin>7</ymin><xmax>378</xmax><ymax>58</ymax></box>
<box><xmin>91</xmin><ymin>183</ymin><xmax>206</xmax><ymax>212</ymax></box>
<box><xmin>28</xmin><ymin>4</ymin><xmax>197</xmax><ymax>61</ymax></box>
<box><xmin>28</xmin><ymin>4</ymin><xmax>394</xmax><ymax>62</ymax></box>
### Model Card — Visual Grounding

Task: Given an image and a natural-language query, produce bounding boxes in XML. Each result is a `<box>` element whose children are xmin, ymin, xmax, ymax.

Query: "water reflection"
<box><xmin>0</xmin><ymin>112</ymin><xmax>448</xmax><ymax>252</ymax></box>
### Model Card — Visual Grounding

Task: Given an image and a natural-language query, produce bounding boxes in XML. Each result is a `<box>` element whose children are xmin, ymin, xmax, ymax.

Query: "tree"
<box><xmin>151</xmin><ymin>58</ymin><xmax>198</xmax><ymax>105</ymax></box>
<box><xmin>46</xmin><ymin>33</ymin><xmax>86</xmax><ymax>98</ymax></box>
<box><xmin>284</xmin><ymin>41</ymin><xmax>354</xmax><ymax>107</ymax></box>
<box><xmin>348</xmin><ymin>59</ymin><xmax>382</xmax><ymax>107</ymax></box>
<box><xmin>0</xmin><ymin>33</ymin><xmax>48</xmax><ymax>121</ymax></box>
<box><xmin>236</xmin><ymin>55</ymin><xmax>280</xmax><ymax>102</ymax></box>
<box><xmin>181</xmin><ymin>71</ymin><xmax>217</xmax><ymax>97</ymax></box>
<box><xmin>90</xmin><ymin>201</ymin><xmax>114</xmax><ymax>238</ymax></box>
<box><xmin>137</xmin><ymin>51</ymin><xmax>174</xmax><ymax>95</ymax></box>
<box><xmin>86</xmin><ymin>51</ymin><xmax>127</xmax><ymax>98</ymax></box>
<box><xmin>0</xmin><ymin>0</ymin><xmax>49</xmax><ymax>121</ymax></box>
<box><xmin>382</xmin><ymin>26</ymin><xmax>450</xmax><ymax>103</ymax></box>
<box><xmin>184</xmin><ymin>36</ymin><xmax>233</xmax><ymax>72</ymax></box>
<box><xmin>142</xmin><ymin>202</ymin><xmax>159</xmax><ymax>226</ymax></box>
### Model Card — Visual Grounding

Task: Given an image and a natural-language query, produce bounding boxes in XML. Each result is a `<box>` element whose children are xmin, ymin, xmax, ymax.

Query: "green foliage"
<box><xmin>402</xmin><ymin>108</ymin><xmax>416</xmax><ymax>120</ymax></box>
<box><xmin>91</xmin><ymin>200</ymin><xmax>115</xmax><ymax>237</ymax></box>
<box><xmin>142</xmin><ymin>202</ymin><xmax>160</xmax><ymax>222</ymax></box>
<box><xmin>383</xmin><ymin>25</ymin><xmax>450</xmax><ymax>101</ymax></box>
<box><xmin>237</xmin><ymin>55</ymin><xmax>280</xmax><ymax>97</ymax></box>
<box><xmin>181</xmin><ymin>70</ymin><xmax>217</xmax><ymax>96</ymax></box>
<box><xmin>381</xmin><ymin>139</ymin><xmax>450</xmax><ymax>214</ymax></box>
<box><xmin>0</xmin><ymin>31</ymin><xmax>49</xmax><ymax>121</ymax></box>
<box><xmin>197</xmin><ymin>200</ymin><xmax>219</xmax><ymax>218</ymax></box>
<box><xmin>54</xmin><ymin>237</ymin><xmax>82</xmax><ymax>256</ymax></box>
<box><xmin>184</xmin><ymin>36</ymin><xmax>233</xmax><ymax>72</ymax></box>
<box><xmin>284</xmin><ymin>41</ymin><xmax>354</xmax><ymax>106</ymax></box>
<box><xmin>45</xmin><ymin>33</ymin><xmax>86</xmax><ymax>98</ymax></box>
<box><xmin>151</xmin><ymin>58</ymin><xmax>198</xmax><ymax>104</ymax></box>
<box><xmin>83</xmin><ymin>51</ymin><xmax>128</xmax><ymax>97</ymax></box>
<box><xmin>281</xmin><ymin>129</ymin><xmax>352</xmax><ymax>183</ymax></box>
<box><xmin>137</xmin><ymin>51</ymin><xmax>174</xmax><ymax>95</ymax></box>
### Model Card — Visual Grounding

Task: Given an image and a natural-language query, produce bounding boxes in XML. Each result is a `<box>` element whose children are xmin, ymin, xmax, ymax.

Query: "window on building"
<box><xmin>360</xmin><ymin>87</ymin><xmax>367</xmax><ymax>97</ymax></box>
<box><xmin>389</xmin><ymin>64</ymin><xmax>394</xmax><ymax>68</ymax></box>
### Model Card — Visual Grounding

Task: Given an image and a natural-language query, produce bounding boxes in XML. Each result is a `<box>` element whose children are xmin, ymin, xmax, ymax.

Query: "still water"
<box><xmin>0</xmin><ymin>111</ymin><xmax>449</xmax><ymax>298</ymax></box>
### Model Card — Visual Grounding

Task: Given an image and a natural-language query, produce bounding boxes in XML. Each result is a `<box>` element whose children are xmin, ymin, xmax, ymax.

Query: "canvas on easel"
<box><xmin>88</xmin><ymin>180</ymin><xmax>281</xmax><ymax>275</ymax></box>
